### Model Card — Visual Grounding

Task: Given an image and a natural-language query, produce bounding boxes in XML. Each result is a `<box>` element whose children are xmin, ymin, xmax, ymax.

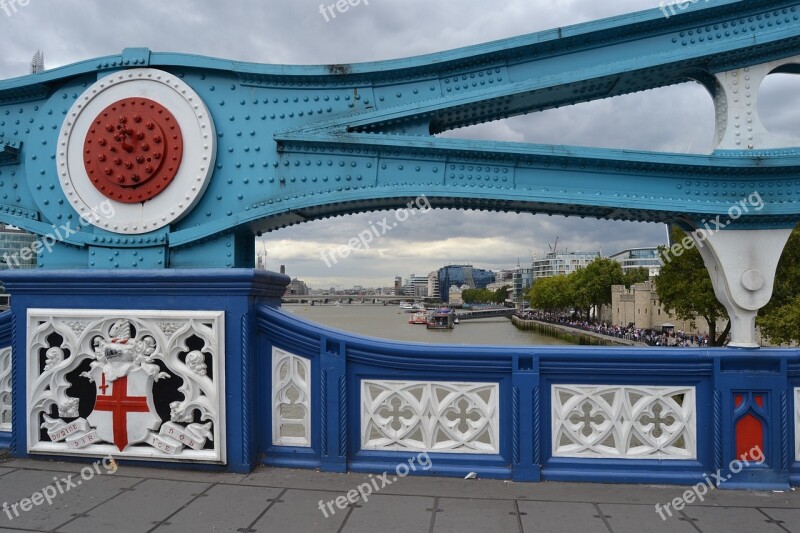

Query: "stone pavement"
<box><xmin>0</xmin><ymin>453</ymin><xmax>798</xmax><ymax>532</ymax></box>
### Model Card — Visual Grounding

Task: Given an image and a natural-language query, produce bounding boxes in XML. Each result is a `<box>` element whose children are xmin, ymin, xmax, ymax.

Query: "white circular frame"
<box><xmin>57</xmin><ymin>68</ymin><xmax>217</xmax><ymax>235</ymax></box>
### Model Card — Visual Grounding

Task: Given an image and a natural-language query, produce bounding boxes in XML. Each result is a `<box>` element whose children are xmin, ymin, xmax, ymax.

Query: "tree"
<box><xmin>461</xmin><ymin>288</ymin><xmax>492</xmax><ymax>304</ymax></box>
<box><xmin>758</xmin><ymin>225</ymin><xmax>800</xmax><ymax>344</ymax></box>
<box><xmin>493</xmin><ymin>285</ymin><xmax>511</xmax><ymax>304</ymax></box>
<box><xmin>527</xmin><ymin>259</ymin><xmax>625</xmax><ymax>320</ymax></box>
<box><xmin>571</xmin><ymin>258</ymin><xmax>625</xmax><ymax>320</ymax></box>
<box><xmin>624</xmin><ymin>267</ymin><xmax>650</xmax><ymax>287</ymax></box>
<box><xmin>655</xmin><ymin>227</ymin><xmax>730</xmax><ymax>346</ymax></box>
<box><xmin>528</xmin><ymin>275</ymin><xmax>572</xmax><ymax>313</ymax></box>
<box><xmin>758</xmin><ymin>295</ymin><xmax>800</xmax><ymax>345</ymax></box>
<box><xmin>568</xmin><ymin>268</ymin><xmax>592</xmax><ymax>320</ymax></box>
<box><xmin>578</xmin><ymin>257</ymin><xmax>625</xmax><ymax>307</ymax></box>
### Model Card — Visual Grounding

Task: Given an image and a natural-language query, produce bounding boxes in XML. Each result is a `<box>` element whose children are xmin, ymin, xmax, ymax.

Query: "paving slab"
<box><xmin>3</xmin><ymin>459</ymin><xmax>247</xmax><ymax>485</ymax></box>
<box><xmin>58</xmin><ymin>478</ymin><xmax>210</xmax><ymax>533</ymax></box>
<box><xmin>0</xmin><ymin>458</ymin><xmax>799</xmax><ymax>533</ymax></box>
<box><xmin>757</xmin><ymin>508</ymin><xmax>800</xmax><ymax>533</ymax></box>
<box><xmin>683</xmin><ymin>506</ymin><xmax>787</xmax><ymax>532</ymax></box>
<box><xmin>262</xmin><ymin>471</ymin><xmax>799</xmax><ymax>508</ymax></box>
<box><xmin>433</xmin><ymin>497</ymin><xmax>519</xmax><ymax>532</ymax></box>
<box><xmin>344</xmin><ymin>494</ymin><xmax>433</xmax><ymax>532</ymax></box>
<box><xmin>251</xmin><ymin>489</ymin><xmax>348</xmax><ymax>532</ymax></box>
<box><xmin>600</xmin><ymin>503</ymin><xmax>697</xmax><ymax>533</ymax></box>
<box><xmin>242</xmin><ymin>468</ymin><xmax>383</xmax><ymax>493</ymax></box>
<box><xmin>518</xmin><ymin>501</ymin><xmax>602</xmax><ymax>533</ymax></box>
<box><xmin>111</xmin><ymin>465</ymin><xmax>249</xmax><ymax>485</ymax></box>
<box><xmin>1</xmin><ymin>459</ymin><xmax>91</xmax><ymax>475</ymax></box>
<box><xmin>0</xmin><ymin>468</ymin><xmax>139</xmax><ymax>532</ymax></box>
<box><xmin>153</xmin><ymin>483</ymin><xmax>283</xmax><ymax>533</ymax></box>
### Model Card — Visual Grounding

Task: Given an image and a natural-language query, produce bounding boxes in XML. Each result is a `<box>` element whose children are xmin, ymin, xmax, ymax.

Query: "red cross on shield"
<box><xmin>88</xmin><ymin>367</ymin><xmax>160</xmax><ymax>452</ymax></box>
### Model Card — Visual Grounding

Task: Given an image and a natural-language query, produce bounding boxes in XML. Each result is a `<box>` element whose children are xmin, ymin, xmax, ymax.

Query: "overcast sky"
<box><xmin>2</xmin><ymin>0</ymin><xmax>799</xmax><ymax>289</ymax></box>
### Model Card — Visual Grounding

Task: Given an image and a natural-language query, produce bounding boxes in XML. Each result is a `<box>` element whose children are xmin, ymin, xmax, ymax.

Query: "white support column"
<box><xmin>691</xmin><ymin>229</ymin><xmax>792</xmax><ymax>348</ymax></box>
<box><xmin>693</xmin><ymin>58</ymin><xmax>800</xmax><ymax>347</ymax></box>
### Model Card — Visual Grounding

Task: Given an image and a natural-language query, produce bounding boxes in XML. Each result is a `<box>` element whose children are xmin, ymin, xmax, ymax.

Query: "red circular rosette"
<box><xmin>83</xmin><ymin>98</ymin><xmax>183</xmax><ymax>203</ymax></box>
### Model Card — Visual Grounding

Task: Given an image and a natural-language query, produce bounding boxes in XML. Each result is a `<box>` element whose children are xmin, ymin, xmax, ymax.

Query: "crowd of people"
<box><xmin>516</xmin><ymin>311</ymin><xmax>713</xmax><ymax>347</ymax></box>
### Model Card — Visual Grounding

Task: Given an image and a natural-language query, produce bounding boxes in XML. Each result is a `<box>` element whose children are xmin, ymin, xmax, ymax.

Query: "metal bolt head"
<box><xmin>741</xmin><ymin>270</ymin><xmax>765</xmax><ymax>292</ymax></box>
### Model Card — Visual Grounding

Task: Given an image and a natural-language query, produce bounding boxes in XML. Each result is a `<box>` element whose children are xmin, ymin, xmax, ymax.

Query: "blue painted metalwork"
<box><xmin>0</xmin><ymin>2</ymin><xmax>798</xmax><ymax>267</ymax></box>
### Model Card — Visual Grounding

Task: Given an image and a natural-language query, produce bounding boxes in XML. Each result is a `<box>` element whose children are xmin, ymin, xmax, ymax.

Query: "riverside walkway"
<box><xmin>511</xmin><ymin>317</ymin><xmax>647</xmax><ymax>347</ymax></box>
<box><xmin>0</xmin><ymin>455</ymin><xmax>797</xmax><ymax>532</ymax></box>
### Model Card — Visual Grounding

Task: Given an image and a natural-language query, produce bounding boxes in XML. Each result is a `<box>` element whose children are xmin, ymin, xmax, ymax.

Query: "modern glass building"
<box><xmin>437</xmin><ymin>265</ymin><xmax>494</xmax><ymax>303</ymax></box>
<box><xmin>531</xmin><ymin>251</ymin><xmax>601</xmax><ymax>281</ymax></box>
<box><xmin>513</xmin><ymin>267</ymin><xmax>534</xmax><ymax>308</ymax></box>
<box><xmin>609</xmin><ymin>248</ymin><xmax>662</xmax><ymax>277</ymax></box>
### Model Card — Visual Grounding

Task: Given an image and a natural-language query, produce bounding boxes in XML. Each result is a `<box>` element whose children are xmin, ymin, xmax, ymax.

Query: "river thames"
<box><xmin>284</xmin><ymin>304</ymin><xmax>571</xmax><ymax>345</ymax></box>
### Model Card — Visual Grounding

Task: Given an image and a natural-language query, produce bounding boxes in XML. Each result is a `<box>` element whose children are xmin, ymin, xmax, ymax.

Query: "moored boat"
<box><xmin>427</xmin><ymin>308</ymin><xmax>454</xmax><ymax>330</ymax></box>
<box><xmin>408</xmin><ymin>311</ymin><xmax>428</xmax><ymax>325</ymax></box>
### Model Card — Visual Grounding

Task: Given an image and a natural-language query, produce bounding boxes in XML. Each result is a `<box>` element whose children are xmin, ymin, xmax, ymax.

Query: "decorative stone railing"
<box><xmin>259</xmin><ymin>305</ymin><xmax>800</xmax><ymax>489</ymax></box>
<box><xmin>0</xmin><ymin>271</ymin><xmax>797</xmax><ymax>489</ymax></box>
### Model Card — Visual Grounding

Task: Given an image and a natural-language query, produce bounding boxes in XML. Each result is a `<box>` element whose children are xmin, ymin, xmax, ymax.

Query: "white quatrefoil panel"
<box><xmin>552</xmin><ymin>384</ymin><xmax>696</xmax><ymax>460</ymax></box>
<box><xmin>361</xmin><ymin>380</ymin><xmax>500</xmax><ymax>454</ymax></box>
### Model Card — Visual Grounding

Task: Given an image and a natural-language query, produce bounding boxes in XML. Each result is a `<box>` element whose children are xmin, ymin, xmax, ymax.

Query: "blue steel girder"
<box><xmin>0</xmin><ymin>1</ymin><xmax>799</xmax><ymax>268</ymax></box>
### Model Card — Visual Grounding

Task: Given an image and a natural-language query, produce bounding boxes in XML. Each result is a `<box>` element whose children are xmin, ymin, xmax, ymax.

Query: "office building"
<box><xmin>437</xmin><ymin>265</ymin><xmax>494</xmax><ymax>303</ymax></box>
<box><xmin>609</xmin><ymin>248</ymin><xmax>663</xmax><ymax>277</ymax></box>
<box><xmin>531</xmin><ymin>251</ymin><xmax>601</xmax><ymax>281</ymax></box>
<box><xmin>427</xmin><ymin>271</ymin><xmax>440</xmax><ymax>301</ymax></box>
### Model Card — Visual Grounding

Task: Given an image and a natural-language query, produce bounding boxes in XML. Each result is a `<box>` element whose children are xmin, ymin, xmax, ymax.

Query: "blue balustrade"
<box><xmin>258</xmin><ymin>305</ymin><xmax>800</xmax><ymax>490</ymax></box>
<box><xmin>0</xmin><ymin>270</ymin><xmax>797</xmax><ymax>489</ymax></box>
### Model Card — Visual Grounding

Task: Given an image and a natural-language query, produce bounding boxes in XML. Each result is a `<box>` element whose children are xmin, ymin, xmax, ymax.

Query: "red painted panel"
<box><xmin>735</xmin><ymin>395</ymin><xmax>743</xmax><ymax>407</ymax></box>
<box><xmin>736</xmin><ymin>413</ymin><xmax>764</xmax><ymax>461</ymax></box>
<box><xmin>755</xmin><ymin>396</ymin><xmax>764</xmax><ymax>408</ymax></box>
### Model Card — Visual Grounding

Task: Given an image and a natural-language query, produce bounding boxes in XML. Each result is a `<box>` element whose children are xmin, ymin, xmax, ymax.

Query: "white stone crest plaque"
<box><xmin>27</xmin><ymin>310</ymin><xmax>225</xmax><ymax>463</ymax></box>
